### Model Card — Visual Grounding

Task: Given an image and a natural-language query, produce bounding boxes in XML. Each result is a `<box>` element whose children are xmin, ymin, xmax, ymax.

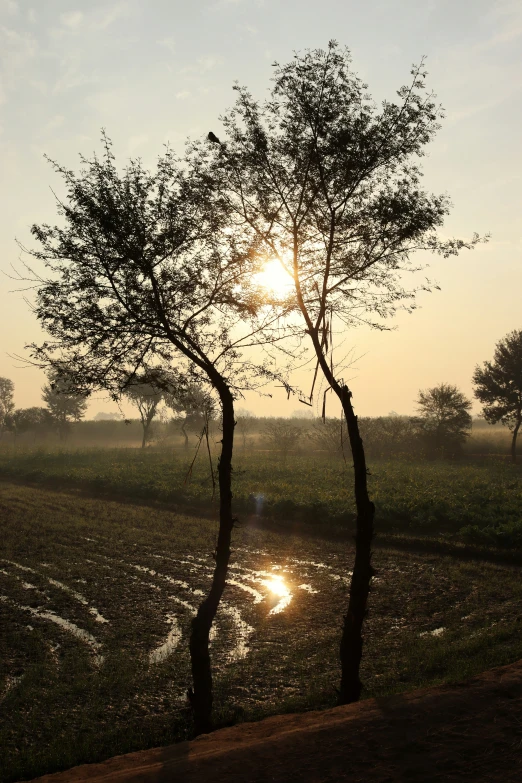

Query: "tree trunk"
<box><xmin>141</xmin><ymin>423</ymin><xmax>147</xmax><ymax>449</ymax></box>
<box><xmin>181</xmin><ymin>420</ymin><xmax>189</xmax><ymax>449</ymax></box>
<box><xmin>511</xmin><ymin>420</ymin><xmax>520</xmax><ymax>464</ymax></box>
<box><xmin>188</xmin><ymin>383</ymin><xmax>235</xmax><ymax>735</ymax></box>
<box><xmin>338</xmin><ymin>385</ymin><xmax>375</xmax><ymax>704</ymax></box>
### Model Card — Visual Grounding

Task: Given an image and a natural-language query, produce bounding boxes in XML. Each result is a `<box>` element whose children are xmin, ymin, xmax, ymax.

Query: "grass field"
<box><xmin>0</xmin><ymin>446</ymin><xmax>522</xmax><ymax>546</ymax></box>
<box><xmin>1</xmin><ymin>459</ymin><xmax>522</xmax><ymax>782</ymax></box>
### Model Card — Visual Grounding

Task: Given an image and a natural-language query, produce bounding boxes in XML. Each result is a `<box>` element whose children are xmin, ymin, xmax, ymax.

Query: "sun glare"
<box><xmin>262</xmin><ymin>573</ymin><xmax>290</xmax><ymax>598</ymax></box>
<box><xmin>261</xmin><ymin>573</ymin><xmax>292</xmax><ymax>614</ymax></box>
<box><xmin>254</xmin><ymin>259</ymin><xmax>293</xmax><ymax>299</ymax></box>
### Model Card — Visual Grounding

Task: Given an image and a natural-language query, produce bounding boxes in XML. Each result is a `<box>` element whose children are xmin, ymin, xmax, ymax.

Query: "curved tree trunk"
<box><xmin>188</xmin><ymin>382</ymin><xmax>235</xmax><ymax>735</ymax></box>
<box><xmin>181</xmin><ymin>420</ymin><xmax>189</xmax><ymax>449</ymax></box>
<box><xmin>339</xmin><ymin>385</ymin><xmax>375</xmax><ymax>704</ymax></box>
<box><xmin>511</xmin><ymin>420</ymin><xmax>520</xmax><ymax>464</ymax></box>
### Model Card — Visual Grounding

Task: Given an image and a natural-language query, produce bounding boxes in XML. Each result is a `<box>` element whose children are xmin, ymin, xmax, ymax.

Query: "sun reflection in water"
<box><xmin>262</xmin><ymin>574</ymin><xmax>292</xmax><ymax>615</ymax></box>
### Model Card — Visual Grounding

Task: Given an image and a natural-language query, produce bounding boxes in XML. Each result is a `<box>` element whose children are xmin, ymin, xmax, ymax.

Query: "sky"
<box><xmin>0</xmin><ymin>0</ymin><xmax>521</xmax><ymax>419</ymax></box>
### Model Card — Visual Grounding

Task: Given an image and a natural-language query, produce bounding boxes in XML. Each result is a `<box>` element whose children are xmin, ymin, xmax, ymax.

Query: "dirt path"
<box><xmin>31</xmin><ymin>659</ymin><xmax>522</xmax><ymax>783</ymax></box>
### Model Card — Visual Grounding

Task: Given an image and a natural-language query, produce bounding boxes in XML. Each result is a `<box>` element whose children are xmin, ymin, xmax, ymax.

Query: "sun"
<box><xmin>254</xmin><ymin>259</ymin><xmax>293</xmax><ymax>299</ymax></box>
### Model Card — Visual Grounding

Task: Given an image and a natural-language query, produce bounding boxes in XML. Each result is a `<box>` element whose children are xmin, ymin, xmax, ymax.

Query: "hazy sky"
<box><xmin>1</xmin><ymin>0</ymin><xmax>521</xmax><ymax>418</ymax></box>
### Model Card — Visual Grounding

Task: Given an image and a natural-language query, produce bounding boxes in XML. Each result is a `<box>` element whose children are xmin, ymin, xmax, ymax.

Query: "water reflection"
<box><xmin>261</xmin><ymin>574</ymin><xmax>293</xmax><ymax>615</ymax></box>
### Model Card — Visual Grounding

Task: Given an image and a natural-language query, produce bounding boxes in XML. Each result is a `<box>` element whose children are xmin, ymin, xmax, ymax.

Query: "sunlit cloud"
<box><xmin>95</xmin><ymin>1</ymin><xmax>131</xmax><ymax>30</ymax></box>
<box><xmin>0</xmin><ymin>0</ymin><xmax>18</xmax><ymax>16</ymax></box>
<box><xmin>181</xmin><ymin>55</ymin><xmax>221</xmax><ymax>75</ymax></box>
<box><xmin>0</xmin><ymin>24</ymin><xmax>38</xmax><ymax>97</ymax></box>
<box><xmin>158</xmin><ymin>36</ymin><xmax>176</xmax><ymax>54</ymax></box>
<box><xmin>60</xmin><ymin>11</ymin><xmax>84</xmax><ymax>30</ymax></box>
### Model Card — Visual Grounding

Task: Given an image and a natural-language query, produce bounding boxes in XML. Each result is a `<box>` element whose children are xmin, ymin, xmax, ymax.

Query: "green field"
<box><xmin>1</xmin><ymin>449</ymin><xmax>522</xmax><ymax>781</ymax></box>
<box><xmin>0</xmin><ymin>446</ymin><xmax>522</xmax><ymax>546</ymax></box>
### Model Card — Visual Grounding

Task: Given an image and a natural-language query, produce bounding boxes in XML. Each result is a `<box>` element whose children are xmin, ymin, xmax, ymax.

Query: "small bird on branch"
<box><xmin>207</xmin><ymin>131</ymin><xmax>221</xmax><ymax>145</ymax></box>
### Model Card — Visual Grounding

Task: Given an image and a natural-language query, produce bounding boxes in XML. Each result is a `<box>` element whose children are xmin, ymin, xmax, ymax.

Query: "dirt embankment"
<box><xmin>31</xmin><ymin>659</ymin><xmax>522</xmax><ymax>783</ymax></box>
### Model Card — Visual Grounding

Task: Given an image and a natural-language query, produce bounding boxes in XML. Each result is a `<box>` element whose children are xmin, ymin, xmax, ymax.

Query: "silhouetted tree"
<box><xmin>42</xmin><ymin>371</ymin><xmax>88</xmax><ymax>440</ymax></box>
<box><xmin>125</xmin><ymin>375</ymin><xmax>164</xmax><ymax>448</ymax></box>
<box><xmin>23</xmin><ymin>135</ymin><xmax>291</xmax><ymax>734</ymax></box>
<box><xmin>0</xmin><ymin>377</ymin><xmax>15</xmax><ymax>438</ymax></box>
<box><xmin>7</xmin><ymin>407</ymin><xmax>54</xmax><ymax>438</ymax></box>
<box><xmin>205</xmin><ymin>41</ymin><xmax>482</xmax><ymax>703</ymax></box>
<box><xmin>473</xmin><ymin>330</ymin><xmax>522</xmax><ymax>464</ymax></box>
<box><xmin>164</xmin><ymin>381</ymin><xmax>215</xmax><ymax>450</ymax></box>
<box><xmin>414</xmin><ymin>383</ymin><xmax>472</xmax><ymax>458</ymax></box>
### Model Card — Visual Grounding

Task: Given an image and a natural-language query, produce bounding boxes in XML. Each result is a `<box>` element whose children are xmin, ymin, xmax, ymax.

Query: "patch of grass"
<box><xmin>1</xmin><ymin>447</ymin><xmax>522</xmax><ymax>546</ymax></box>
<box><xmin>1</xmin><ymin>480</ymin><xmax>521</xmax><ymax>782</ymax></box>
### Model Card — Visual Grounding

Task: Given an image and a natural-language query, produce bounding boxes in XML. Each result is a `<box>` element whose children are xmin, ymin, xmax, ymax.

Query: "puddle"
<box><xmin>290</xmin><ymin>558</ymin><xmax>330</xmax><ymax>569</ymax></box>
<box><xmin>46</xmin><ymin>578</ymin><xmax>109</xmax><ymax>624</ymax></box>
<box><xmin>0</xmin><ymin>595</ymin><xmax>103</xmax><ymax>665</ymax></box>
<box><xmin>298</xmin><ymin>584</ymin><xmax>319</xmax><ymax>594</ymax></box>
<box><xmin>168</xmin><ymin>595</ymin><xmax>196</xmax><ymax>615</ymax></box>
<box><xmin>149</xmin><ymin>615</ymin><xmax>182</xmax><ymax>664</ymax></box>
<box><xmin>220</xmin><ymin>603</ymin><xmax>254</xmax><ymax>661</ymax></box>
<box><xmin>0</xmin><ymin>674</ymin><xmax>24</xmax><ymax>705</ymax></box>
<box><xmin>2</xmin><ymin>560</ymin><xmax>36</xmax><ymax>573</ymax></box>
<box><xmin>420</xmin><ymin>627</ymin><xmax>445</xmax><ymax>638</ymax></box>
<box><xmin>130</xmin><ymin>564</ymin><xmax>190</xmax><ymax>590</ymax></box>
<box><xmin>227</xmin><ymin>578</ymin><xmax>264</xmax><ymax>604</ymax></box>
<box><xmin>329</xmin><ymin>572</ymin><xmax>352</xmax><ymax>585</ymax></box>
<box><xmin>89</xmin><ymin>608</ymin><xmax>109</xmax><ymax>624</ymax></box>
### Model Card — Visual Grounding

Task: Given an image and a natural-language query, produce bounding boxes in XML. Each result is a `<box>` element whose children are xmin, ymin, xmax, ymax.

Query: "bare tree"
<box><xmin>206</xmin><ymin>42</ymin><xmax>483</xmax><ymax>702</ymax></box>
<box><xmin>22</xmin><ymin>135</ymin><xmax>292</xmax><ymax>734</ymax></box>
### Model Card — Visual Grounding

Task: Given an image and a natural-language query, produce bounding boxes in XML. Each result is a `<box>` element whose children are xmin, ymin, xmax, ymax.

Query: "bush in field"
<box><xmin>473</xmin><ymin>330</ymin><xmax>522</xmax><ymax>464</ymax></box>
<box><xmin>263</xmin><ymin>419</ymin><xmax>303</xmax><ymax>461</ymax></box>
<box><xmin>359</xmin><ymin>415</ymin><xmax>422</xmax><ymax>459</ymax></box>
<box><xmin>308</xmin><ymin>418</ymin><xmax>347</xmax><ymax>457</ymax></box>
<box><xmin>414</xmin><ymin>384</ymin><xmax>472</xmax><ymax>459</ymax></box>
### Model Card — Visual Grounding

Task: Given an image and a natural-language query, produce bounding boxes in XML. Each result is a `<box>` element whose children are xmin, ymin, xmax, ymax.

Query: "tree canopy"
<box><xmin>42</xmin><ymin>371</ymin><xmax>88</xmax><ymax>439</ymax></box>
<box><xmin>473</xmin><ymin>330</ymin><xmax>522</xmax><ymax>463</ymax></box>
<box><xmin>23</xmin><ymin>133</ymin><xmax>294</xmax><ymax>735</ymax></box>
<box><xmin>415</xmin><ymin>383</ymin><xmax>472</xmax><ymax>458</ymax></box>
<box><xmin>200</xmin><ymin>40</ymin><xmax>483</xmax><ymax>704</ymax></box>
<box><xmin>0</xmin><ymin>377</ymin><xmax>15</xmax><ymax>436</ymax></box>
